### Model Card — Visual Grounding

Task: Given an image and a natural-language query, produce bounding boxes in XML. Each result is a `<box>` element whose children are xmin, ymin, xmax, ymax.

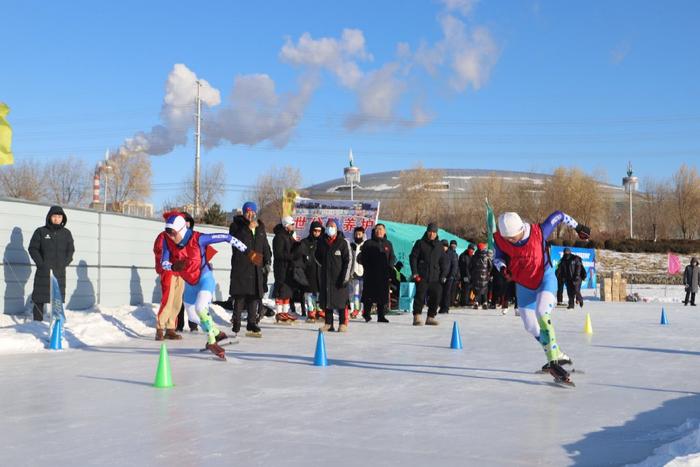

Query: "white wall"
<box><xmin>0</xmin><ymin>198</ymin><xmax>234</xmax><ymax>314</ymax></box>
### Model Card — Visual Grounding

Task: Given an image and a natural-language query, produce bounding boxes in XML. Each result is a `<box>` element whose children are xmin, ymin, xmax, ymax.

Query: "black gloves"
<box><xmin>575</xmin><ymin>224</ymin><xmax>591</xmax><ymax>240</ymax></box>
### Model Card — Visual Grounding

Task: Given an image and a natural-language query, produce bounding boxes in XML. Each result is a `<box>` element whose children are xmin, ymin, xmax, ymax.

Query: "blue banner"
<box><xmin>550</xmin><ymin>246</ymin><xmax>597</xmax><ymax>290</ymax></box>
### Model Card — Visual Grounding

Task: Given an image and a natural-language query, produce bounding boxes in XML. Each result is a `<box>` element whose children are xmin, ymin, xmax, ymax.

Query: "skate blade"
<box><xmin>551</xmin><ymin>379</ymin><xmax>575</xmax><ymax>388</ymax></box>
<box><xmin>275</xmin><ymin>320</ymin><xmax>293</xmax><ymax>325</ymax></box>
<box><xmin>535</xmin><ymin>368</ymin><xmax>584</xmax><ymax>375</ymax></box>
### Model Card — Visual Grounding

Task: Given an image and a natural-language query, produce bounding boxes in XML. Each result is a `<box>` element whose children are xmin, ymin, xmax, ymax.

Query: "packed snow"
<box><xmin>3</xmin><ymin>293</ymin><xmax>700</xmax><ymax>466</ymax></box>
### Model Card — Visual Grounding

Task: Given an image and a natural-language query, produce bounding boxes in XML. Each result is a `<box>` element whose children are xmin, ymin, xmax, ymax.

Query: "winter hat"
<box><xmin>165</xmin><ymin>214</ymin><xmax>187</xmax><ymax>233</ymax></box>
<box><xmin>450</xmin><ymin>240</ymin><xmax>457</xmax><ymax>246</ymax></box>
<box><xmin>242</xmin><ymin>201</ymin><xmax>257</xmax><ymax>214</ymax></box>
<box><xmin>477</xmin><ymin>242</ymin><xmax>487</xmax><ymax>250</ymax></box>
<box><xmin>467</xmin><ymin>244</ymin><xmax>475</xmax><ymax>251</ymax></box>
<box><xmin>426</xmin><ymin>222</ymin><xmax>438</xmax><ymax>233</ymax></box>
<box><xmin>498</xmin><ymin>212</ymin><xmax>525</xmax><ymax>238</ymax></box>
<box><xmin>441</xmin><ymin>239</ymin><xmax>449</xmax><ymax>247</ymax></box>
<box><xmin>564</xmin><ymin>247</ymin><xmax>572</xmax><ymax>254</ymax></box>
<box><xmin>282</xmin><ymin>216</ymin><xmax>294</xmax><ymax>227</ymax></box>
<box><xmin>309</xmin><ymin>220</ymin><xmax>324</xmax><ymax>231</ymax></box>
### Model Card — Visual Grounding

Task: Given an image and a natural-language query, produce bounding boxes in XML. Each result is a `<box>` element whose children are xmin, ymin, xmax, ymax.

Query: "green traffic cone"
<box><xmin>153</xmin><ymin>343</ymin><xmax>174</xmax><ymax>388</ymax></box>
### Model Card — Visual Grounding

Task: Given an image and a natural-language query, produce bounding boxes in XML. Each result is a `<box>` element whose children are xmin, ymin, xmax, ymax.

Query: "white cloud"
<box><xmin>345</xmin><ymin>63</ymin><xmax>406</xmax><ymax>130</ymax></box>
<box><xmin>115</xmin><ymin>64</ymin><xmax>220</xmax><ymax>157</ymax></box>
<box><xmin>611</xmin><ymin>41</ymin><xmax>631</xmax><ymax>65</ymax></box>
<box><xmin>440</xmin><ymin>0</ymin><xmax>479</xmax><ymax>16</ymax></box>
<box><xmin>203</xmin><ymin>73</ymin><xmax>317</xmax><ymax>148</ymax></box>
<box><xmin>280</xmin><ymin>28</ymin><xmax>371</xmax><ymax>88</ymax></box>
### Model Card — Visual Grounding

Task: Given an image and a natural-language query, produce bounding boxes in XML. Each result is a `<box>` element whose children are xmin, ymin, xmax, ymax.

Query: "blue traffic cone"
<box><xmin>313</xmin><ymin>329</ymin><xmax>328</xmax><ymax>366</ymax></box>
<box><xmin>49</xmin><ymin>319</ymin><xmax>63</xmax><ymax>350</ymax></box>
<box><xmin>660</xmin><ymin>308</ymin><xmax>669</xmax><ymax>325</ymax></box>
<box><xmin>450</xmin><ymin>321</ymin><xmax>463</xmax><ymax>350</ymax></box>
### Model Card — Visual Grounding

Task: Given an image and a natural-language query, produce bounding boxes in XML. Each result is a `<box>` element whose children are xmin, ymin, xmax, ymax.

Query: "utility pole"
<box><xmin>194</xmin><ymin>80</ymin><xmax>202</xmax><ymax>218</ymax></box>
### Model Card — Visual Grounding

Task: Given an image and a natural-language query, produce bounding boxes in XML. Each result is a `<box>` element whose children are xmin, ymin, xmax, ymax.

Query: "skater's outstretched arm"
<box><xmin>541</xmin><ymin>211</ymin><xmax>590</xmax><ymax>240</ymax></box>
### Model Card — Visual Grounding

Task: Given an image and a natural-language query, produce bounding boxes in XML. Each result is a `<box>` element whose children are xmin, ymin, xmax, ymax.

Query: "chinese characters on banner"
<box><xmin>292</xmin><ymin>197</ymin><xmax>381</xmax><ymax>239</ymax></box>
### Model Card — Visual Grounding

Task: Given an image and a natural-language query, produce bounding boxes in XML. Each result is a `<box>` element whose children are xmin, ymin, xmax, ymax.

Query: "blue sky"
<box><xmin>1</xmin><ymin>0</ymin><xmax>699</xmax><ymax>210</ymax></box>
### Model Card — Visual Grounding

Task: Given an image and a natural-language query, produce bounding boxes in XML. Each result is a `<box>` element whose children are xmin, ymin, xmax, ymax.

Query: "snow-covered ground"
<box><xmin>3</xmin><ymin>294</ymin><xmax>700</xmax><ymax>466</ymax></box>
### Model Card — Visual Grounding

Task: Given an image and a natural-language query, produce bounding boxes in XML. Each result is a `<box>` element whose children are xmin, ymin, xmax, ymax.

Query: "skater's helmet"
<box><xmin>165</xmin><ymin>214</ymin><xmax>187</xmax><ymax>234</ymax></box>
<box><xmin>498</xmin><ymin>212</ymin><xmax>525</xmax><ymax>238</ymax></box>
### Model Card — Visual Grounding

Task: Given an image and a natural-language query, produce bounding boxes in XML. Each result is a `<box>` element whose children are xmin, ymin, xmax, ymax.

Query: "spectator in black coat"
<box><xmin>315</xmin><ymin>219</ymin><xmax>351</xmax><ymax>332</ymax></box>
<box><xmin>358</xmin><ymin>223</ymin><xmax>396</xmax><ymax>322</ymax></box>
<box><xmin>28</xmin><ymin>206</ymin><xmax>74</xmax><ymax>321</ymax></box>
<box><xmin>469</xmin><ymin>242</ymin><xmax>491</xmax><ymax>309</ymax></box>
<box><xmin>409</xmin><ymin>222</ymin><xmax>446</xmax><ymax>326</ymax></box>
<box><xmin>559</xmin><ymin>248</ymin><xmax>587</xmax><ymax>308</ymax></box>
<box><xmin>438</xmin><ymin>239</ymin><xmax>458</xmax><ymax>314</ymax></box>
<box><xmin>458</xmin><ymin>244</ymin><xmax>475</xmax><ymax>306</ymax></box>
<box><xmin>228</xmin><ymin>202</ymin><xmax>270</xmax><ymax>334</ymax></box>
<box><xmin>683</xmin><ymin>257</ymin><xmax>700</xmax><ymax>306</ymax></box>
<box><xmin>301</xmin><ymin>221</ymin><xmax>323</xmax><ymax>321</ymax></box>
<box><xmin>272</xmin><ymin>216</ymin><xmax>301</xmax><ymax>323</ymax></box>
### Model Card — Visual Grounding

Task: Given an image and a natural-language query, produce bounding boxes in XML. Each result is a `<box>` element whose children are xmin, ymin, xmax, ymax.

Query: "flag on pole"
<box><xmin>667</xmin><ymin>253</ymin><xmax>682</xmax><ymax>275</ymax></box>
<box><xmin>0</xmin><ymin>102</ymin><xmax>14</xmax><ymax>166</ymax></box>
<box><xmin>282</xmin><ymin>189</ymin><xmax>298</xmax><ymax>218</ymax></box>
<box><xmin>485</xmin><ymin>199</ymin><xmax>497</xmax><ymax>251</ymax></box>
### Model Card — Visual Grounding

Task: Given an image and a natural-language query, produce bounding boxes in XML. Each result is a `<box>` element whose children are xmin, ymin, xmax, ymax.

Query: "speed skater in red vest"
<box><xmin>493</xmin><ymin>211</ymin><xmax>590</xmax><ymax>386</ymax></box>
<box><xmin>161</xmin><ymin>214</ymin><xmax>262</xmax><ymax>360</ymax></box>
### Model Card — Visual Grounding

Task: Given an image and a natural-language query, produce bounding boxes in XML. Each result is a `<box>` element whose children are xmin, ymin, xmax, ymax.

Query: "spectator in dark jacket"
<box><xmin>273</xmin><ymin>216</ymin><xmax>301</xmax><ymax>323</ymax></box>
<box><xmin>228</xmin><ymin>202</ymin><xmax>270</xmax><ymax>334</ymax></box>
<box><xmin>409</xmin><ymin>222</ymin><xmax>446</xmax><ymax>326</ymax></box>
<box><xmin>458</xmin><ymin>244</ymin><xmax>475</xmax><ymax>306</ymax></box>
<box><xmin>438</xmin><ymin>239</ymin><xmax>458</xmax><ymax>314</ymax></box>
<box><xmin>302</xmin><ymin>221</ymin><xmax>323</xmax><ymax>322</ymax></box>
<box><xmin>469</xmin><ymin>243</ymin><xmax>491</xmax><ymax>309</ymax></box>
<box><xmin>316</xmin><ymin>218</ymin><xmax>351</xmax><ymax>332</ymax></box>
<box><xmin>358</xmin><ymin>223</ymin><xmax>396</xmax><ymax>322</ymax></box>
<box><xmin>28</xmin><ymin>206</ymin><xmax>75</xmax><ymax>321</ymax></box>
<box><xmin>683</xmin><ymin>257</ymin><xmax>700</xmax><ymax>306</ymax></box>
<box><xmin>559</xmin><ymin>248</ymin><xmax>587</xmax><ymax>308</ymax></box>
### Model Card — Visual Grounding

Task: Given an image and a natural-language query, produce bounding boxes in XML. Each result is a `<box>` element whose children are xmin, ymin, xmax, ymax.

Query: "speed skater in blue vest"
<box><xmin>493</xmin><ymin>211</ymin><xmax>591</xmax><ymax>386</ymax></box>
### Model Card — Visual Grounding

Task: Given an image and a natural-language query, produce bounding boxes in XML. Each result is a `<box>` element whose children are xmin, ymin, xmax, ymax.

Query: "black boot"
<box><xmin>32</xmin><ymin>302</ymin><xmax>45</xmax><ymax>321</ymax></box>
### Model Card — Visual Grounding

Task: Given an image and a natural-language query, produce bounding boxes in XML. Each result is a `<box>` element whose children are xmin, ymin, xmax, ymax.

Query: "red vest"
<box><xmin>494</xmin><ymin>224</ymin><xmax>545</xmax><ymax>290</ymax></box>
<box><xmin>153</xmin><ymin>231</ymin><xmax>188</xmax><ymax>275</ymax></box>
<box><xmin>178</xmin><ymin>231</ymin><xmax>218</xmax><ymax>286</ymax></box>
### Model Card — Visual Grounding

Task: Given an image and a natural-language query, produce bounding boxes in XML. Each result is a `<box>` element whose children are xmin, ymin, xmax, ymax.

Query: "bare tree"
<box><xmin>637</xmin><ymin>177</ymin><xmax>671</xmax><ymax>241</ymax></box>
<box><xmin>385</xmin><ymin>164</ymin><xmax>445</xmax><ymax>226</ymax></box>
<box><xmin>247</xmin><ymin>165</ymin><xmax>303</xmax><ymax>226</ymax></box>
<box><xmin>178</xmin><ymin>162</ymin><xmax>227</xmax><ymax>213</ymax></box>
<box><xmin>106</xmin><ymin>153</ymin><xmax>152</xmax><ymax>206</ymax></box>
<box><xmin>670</xmin><ymin>164</ymin><xmax>700</xmax><ymax>239</ymax></box>
<box><xmin>0</xmin><ymin>160</ymin><xmax>45</xmax><ymax>201</ymax></box>
<box><xmin>44</xmin><ymin>155</ymin><xmax>91</xmax><ymax>207</ymax></box>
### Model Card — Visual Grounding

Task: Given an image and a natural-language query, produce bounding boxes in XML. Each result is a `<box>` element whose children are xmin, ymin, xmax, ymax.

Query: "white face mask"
<box><xmin>327</xmin><ymin>226</ymin><xmax>337</xmax><ymax>237</ymax></box>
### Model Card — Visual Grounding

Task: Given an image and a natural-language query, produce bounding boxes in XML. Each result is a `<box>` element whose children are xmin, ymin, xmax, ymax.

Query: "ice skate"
<box><xmin>245</xmin><ymin>323</ymin><xmax>262</xmax><ymax>338</ymax></box>
<box><xmin>350</xmin><ymin>309</ymin><xmax>361</xmax><ymax>320</ymax></box>
<box><xmin>306</xmin><ymin>311</ymin><xmax>317</xmax><ymax>323</ymax></box>
<box><xmin>548</xmin><ymin>362</ymin><xmax>574</xmax><ymax>387</ymax></box>
<box><xmin>275</xmin><ymin>313</ymin><xmax>293</xmax><ymax>325</ymax></box>
<box><xmin>205</xmin><ymin>342</ymin><xmax>226</xmax><ymax>360</ymax></box>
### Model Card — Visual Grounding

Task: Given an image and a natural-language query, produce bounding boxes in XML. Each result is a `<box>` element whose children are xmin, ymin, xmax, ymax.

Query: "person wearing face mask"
<box><xmin>160</xmin><ymin>214</ymin><xmax>255</xmax><ymax>359</ymax></box>
<box><xmin>493</xmin><ymin>211</ymin><xmax>590</xmax><ymax>386</ymax></box>
<box><xmin>683</xmin><ymin>258</ymin><xmax>700</xmax><ymax>306</ymax></box>
<box><xmin>558</xmin><ymin>247</ymin><xmax>587</xmax><ymax>309</ymax></box>
<box><xmin>315</xmin><ymin>219</ymin><xmax>351</xmax><ymax>332</ymax></box>
<box><xmin>409</xmin><ymin>222</ymin><xmax>447</xmax><ymax>326</ymax></box>
<box><xmin>301</xmin><ymin>221</ymin><xmax>324</xmax><ymax>322</ymax></box>
<box><xmin>349</xmin><ymin>226</ymin><xmax>366</xmax><ymax>319</ymax></box>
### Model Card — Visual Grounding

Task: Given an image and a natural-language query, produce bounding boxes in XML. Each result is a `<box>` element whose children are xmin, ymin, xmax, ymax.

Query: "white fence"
<box><xmin>0</xmin><ymin>198</ymin><xmax>235</xmax><ymax>314</ymax></box>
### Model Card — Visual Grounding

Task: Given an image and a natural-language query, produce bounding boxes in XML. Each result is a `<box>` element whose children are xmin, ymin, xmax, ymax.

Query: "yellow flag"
<box><xmin>0</xmin><ymin>103</ymin><xmax>14</xmax><ymax>166</ymax></box>
<box><xmin>282</xmin><ymin>189</ymin><xmax>298</xmax><ymax>217</ymax></box>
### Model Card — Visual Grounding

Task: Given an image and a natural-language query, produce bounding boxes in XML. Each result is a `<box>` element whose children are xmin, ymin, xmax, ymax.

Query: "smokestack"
<box><xmin>92</xmin><ymin>165</ymin><xmax>101</xmax><ymax>206</ymax></box>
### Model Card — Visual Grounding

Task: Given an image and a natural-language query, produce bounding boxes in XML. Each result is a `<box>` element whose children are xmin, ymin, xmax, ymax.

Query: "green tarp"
<box><xmin>378</xmin><ymin>219</ymin><xmax>471</xmax><ymax>274</ymax></box>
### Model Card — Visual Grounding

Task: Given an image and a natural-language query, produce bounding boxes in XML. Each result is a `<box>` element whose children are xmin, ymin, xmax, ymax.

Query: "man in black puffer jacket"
<box><xmin>409</xmin><ymin>222</ymin><xmax>447</xmax><ymax>326</ymax></box>
<box><xmin>469</xmin><ymin>242</ymin><xmax>492</xmax><ymax>309</ymax></box>
<box><xmin>228</xmin><ymin>202</ymin><xmax>270</xmax><ymax>336</ymax></box>
<box><xmin>28</xmin><ymin>205</ymin><xmax>75</xmax><ymax>321</ymax></box>
<box><xmin>559</xmin><ymin>248</ymin><xmax>587</xmax><ymax>309</ymax></box>
<box><xmin>273</xmin><ymin>216</ymin><xmax>302</xmax><ymax>323</ymax></box>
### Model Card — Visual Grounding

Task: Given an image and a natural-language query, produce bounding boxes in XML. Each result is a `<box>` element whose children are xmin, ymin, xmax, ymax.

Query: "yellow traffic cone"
<box><xmin>583</xmin><ymin>313</ymin><xmax>593</xmax><ymax>335</ymax></box>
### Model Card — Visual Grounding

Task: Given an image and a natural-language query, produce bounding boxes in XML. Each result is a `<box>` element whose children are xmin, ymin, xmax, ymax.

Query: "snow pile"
<box><xmin>624</xmin><ymin>284</ymin><xmax>688</xmax><ymax>304</ymax></box>
<box><xmin>626</xmin><ymin>419</ymin><xmax>700</xmax><ymax>467</ymax></box>
<box><xmin>0</xmin><ymin>303</ymin><xmax>236</xmax><ymax>355</ymax></box>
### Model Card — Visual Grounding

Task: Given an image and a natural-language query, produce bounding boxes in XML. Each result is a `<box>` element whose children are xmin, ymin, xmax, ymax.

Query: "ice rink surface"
<box><xmin>2</xmin><ymin>298</ymin><xmax>700</xmax><ymax>466</ymax></box>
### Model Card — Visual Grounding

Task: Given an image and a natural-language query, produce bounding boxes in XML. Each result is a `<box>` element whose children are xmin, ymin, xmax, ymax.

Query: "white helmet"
<box><xmin>498</xmin><ymin>212</ymin><xmax>525</xmax><ymax>238</ymax></box>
